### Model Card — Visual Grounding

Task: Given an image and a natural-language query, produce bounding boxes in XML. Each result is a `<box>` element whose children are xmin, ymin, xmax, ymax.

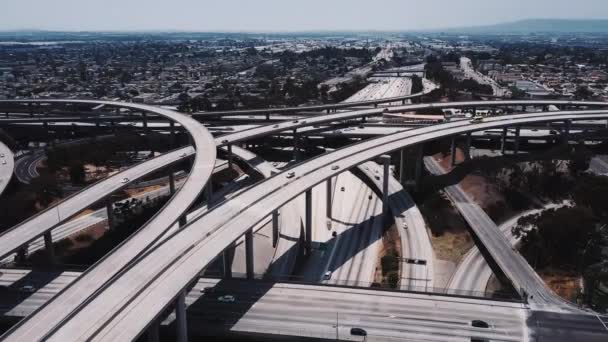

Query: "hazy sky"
<box><xmin>1</xmin><ymin>0</ymin><xmax>608</xmax><ymax>32</ymax></box>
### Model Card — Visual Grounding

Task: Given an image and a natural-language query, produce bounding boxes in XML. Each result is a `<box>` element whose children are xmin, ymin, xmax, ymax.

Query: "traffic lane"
<box><xmin>180</xmin><ymin>280</ymin><xmax>525</xmax><ymax>342</ymax></box>
<box><xmin>528</xmin><ymin>311</ymin><xmax>608</xmax><ymax>342</ymax></box>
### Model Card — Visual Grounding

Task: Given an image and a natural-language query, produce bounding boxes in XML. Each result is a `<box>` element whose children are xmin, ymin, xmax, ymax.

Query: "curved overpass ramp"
<box><xmin>0</xmin><ymin>140</ymin><xmax>14</xmax><ymax>197</ymax></box>
<box><xmin>23</xmin><ymin>109</ymin><xmax>608</xmax><ymax>341</ymax></box>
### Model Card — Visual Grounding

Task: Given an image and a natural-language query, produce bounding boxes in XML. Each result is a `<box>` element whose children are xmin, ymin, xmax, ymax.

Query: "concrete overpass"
<box><xmin>3</xmin><ymin>102</ymin><xmax>604</xmax><ymax>342</ymax></box>
<box><xmin>9</xmin><ymin>109</ymin><xmax>608</xmax><ymax>342</ymax></box>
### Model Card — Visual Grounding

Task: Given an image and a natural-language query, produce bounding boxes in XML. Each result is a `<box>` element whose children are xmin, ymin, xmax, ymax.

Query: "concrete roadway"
<box><xmin>424</xmin><ymin>157</ymin><xmax>573</xmax><ymax>311</ymax></box>
<box><xmin>358</xmin><ymin>162</ymin><xmax>434</xmax><ymax>290</ymax></box>
<box><xmin>0</xmin><ymin>140</ymin><xmax>14</xmax><ymax>197</ymax></box>
<box><xmin>12</xmin><ymin>149</ymin><xmax>43</xmax><ymax>184</ymax></box>
<box><xmin>0</xmin><ymin>146</ymin><xmax>196</xmax><ymax>260</ymax></box>
<box><xmin>0</xmin><ymin>99</ymin><xmax>218</xmax><ymax>339</ymax></box>
<box><xmin>1</xmin><ymin>104</ymin><xmax>607</xmax><ymax>340</ymax></box>
<box><xmin>447</xmin><ymin>200</ymin><xmax>568</xmax><ymax>294</ymax></box>
<box><xmin>0</xmin><ymin>269</ymin><xmax>528</xmax><ymax>342</ymax></box>
<box><xmin>32</xmin><ymin>110</ymin><xmax>608</xmax><ymax>342</ymax></box>
<box><xmin>297</xmin><ymin>170</ymin><xmax>383</xmax><ymax>286</ymax></box>
<box><xmin>0</xmin><ymin>160</ymin><xmax>230</xmax><ymax>265</ymax></box>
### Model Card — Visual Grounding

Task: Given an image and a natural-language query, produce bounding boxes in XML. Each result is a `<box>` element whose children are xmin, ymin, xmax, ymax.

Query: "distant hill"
<box><xmin>447</xmin><ymin>19</ymin><xmax>608</xmax><ymax>34</ymax></box>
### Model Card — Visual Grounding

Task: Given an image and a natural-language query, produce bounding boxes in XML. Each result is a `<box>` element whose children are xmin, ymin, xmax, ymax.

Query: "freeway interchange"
<box><xmin>1</xmin><ymin>99</ymin><xmax>608</xmax><ymax>341</ymax></box>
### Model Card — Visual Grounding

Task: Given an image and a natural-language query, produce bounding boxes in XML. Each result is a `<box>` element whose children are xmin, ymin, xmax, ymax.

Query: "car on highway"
<box><xmin>332</xmin><ymin>231</ymin><xmax>337</xmax><ymax>238</ymax></box>
<box><xmin>1</xmin><ymin>160</ymin><xmax>5</xmax><ymax>165</ymax></box>
<box><xmin>292</xmin><ymin>120</ymin><xmax>299</xmax><ymax>124</ymax></box>
<box><xmin>368</xmin><ymin>195</ymin><xmax>373</xmax><ymax>200</ymax></box>
<box><xmin>121</xmin><ymin>177</ymin><xmax>130</xmax><ymax>184</ymax></box>
<box><xmin>470</xmin><ymin>116</ymin><xmax>484</xmax><ymax>124</ymax></box>
<box><xmin>331</xmin><ymin>165</ymin><xmax>339</xmax><ymax>171</ymax></box>
<box><xmin>286</xmin><ymin>171</ymin><xmax>295</xmax><ymax>179</ymax></box>
<box><xmin>471</xmin><ymin>319</ymin><xmax>489</xmax><ymax>328</ymax></box>
<box><xmin>323</xmin><ymin>271</ymin><xmax>332</xmax><ymax>280</ymax></box>
<box><xmin>180</xmin><ymin>153</ymin><xmax>188</xmax><ymax>158</ymax></box>
<box><xmin>217</xmin><ymin>295</ymin><xmax>235</xmax><ymax>303</ymax></box>
<box><xmin>350</xmin><ymin>328</ymin><xmax>367</xmax><ymax>337</ymax></box>
<box><xmin>201</xmin><ymin>286</ymin><xmax>215</xmax><ymax>293</ymax></box>
<box><xmin>20</xmin><ymin>285</ymin><xmax>36</xmax><ymax>293</ymax></box>
<box><xmin>221</xmin><ymin>139</ymin><xmax>229</xmax><ymax>144</ymax></box>
<box><xmin>402</xmin><ymin>222</ymin><xmax>407</xmax><ymax>229</ymax></box>
<box><xmin>471</xmin><ymin>319</ymin><xmax>490</xmax><ymax>342</ymax></box>
<box><xmin>340</xmin><ymin>186</ymin><xmax>345</xmax><ymax>191</ymax></box>
<box><xmin>273</xmin><ymin>124</ymin><xmax>279</xmax><ymax>128</ymax></box>
<box><xmin>0</xmin><ymin>153</ymin><xmax>4</xmax><ymax>158</ymax></box>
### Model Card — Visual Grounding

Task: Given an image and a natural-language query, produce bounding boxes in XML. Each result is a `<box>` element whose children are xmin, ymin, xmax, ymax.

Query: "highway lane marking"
<box><xmin>596</xmin><ymin>314</ymin><xmax>608</xmax><ymax>331</ymax></box>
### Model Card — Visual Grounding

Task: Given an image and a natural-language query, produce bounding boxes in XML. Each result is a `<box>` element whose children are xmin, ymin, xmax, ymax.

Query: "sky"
<box><xmin>1</xmin><ymin>0</ymin><xmax>608</xmax><ymax>32</ymax></box>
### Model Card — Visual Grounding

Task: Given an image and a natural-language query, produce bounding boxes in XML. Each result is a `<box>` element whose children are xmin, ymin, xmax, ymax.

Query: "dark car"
<box><xmin>471</xmin><ymin>320</ymin><xmax>490</xmax><ymax>342</ymax></box>
<box><xmin>350</xmin><ymin>327</ymin><xmax>367</xmax><ymax>337</ymax></box>
<box><xmin>471</xmin><ymin>320</ymin><xmax>489</xmax><ymax>328</ymax></box>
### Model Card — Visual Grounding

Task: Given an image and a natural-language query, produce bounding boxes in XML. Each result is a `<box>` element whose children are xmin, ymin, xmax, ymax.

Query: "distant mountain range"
<box><xmin>446</xmin><ymin>19</ymin><xmax>608</xmax><ymax>34</ymax></box>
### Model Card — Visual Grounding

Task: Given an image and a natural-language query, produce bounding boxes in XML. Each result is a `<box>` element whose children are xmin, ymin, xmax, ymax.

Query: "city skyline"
<box><xmin>1</xmin><ymin>0</ymin><xmax>608</xmax><ymax>32</ymax></box>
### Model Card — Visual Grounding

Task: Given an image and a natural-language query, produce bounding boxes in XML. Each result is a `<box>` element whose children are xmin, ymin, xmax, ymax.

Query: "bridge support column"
<box><xmin>175</xmin><ymin>290</ymin><xmax>187</xmax><ymax>342</ymax></box>
<box><xmin>142</xmin><ymin>112</ymin><xmax>148</xmax><ymax>132</ymax></box>
<box><xmin>305</xmin><ymin>189</ymin><xmax>312</xmax><ymax>256</ymax></box>
<box><xmin>227</xmin><ymin>144</ymin><xmax>233</xmax><ymax>169</ymax></box>
<box><xmin>272</xmin><ymin>210</ymin><xmax>279</xmax><ymax>248</ymax></box>
<box><xmin>399</xmin><ymin>149</ymin><xmax>406</xmax><ymax>185</ymax></box>
<box><xmin>464</xmin><ymin>133</ymin><xmax>472</xmax><ymax>162</ymax></box>
<box><xmin>205</xmin><ymin>178</ymin><xmax>213</xmax><ymax>202</ymax></box>
<box><xmin>169</xmin><ymin>168</ymin><xmax>176</xmax><ymax>195</ymax></box>
<box><xmin>380</xmin><ymin>155</ymin><xmax>391</xmax><ymax>219</ymax></box>
<box><xmin>563</xmin><ymin>119</ymin><xmax>571</xmax><ymax>144</ymax></box>
<box><xmin>222</xmin><ymin>244</ymin><xmax>233</xmax><ymax>279</ymax></box>
<box><xmin>450</xmin><ymin>137</ymin><xmax>457</xmax><ymax>166</ymax></box>
<box><xmin>43</xmin><ymin>231</ymin><xmax>55</xmax><ymax>265</ymax></box>
<box><xmin>293</xmin><ymin>129</ymin><xmax>299</xmax><ymax>161</ymax></box>
<box><xmin>514</xmin><ymin>126</ymin><xmax>521</xmax><ymax>154</ymax></box>
<box><xmin>170</xmin><ymin>121</ymin><xmax>176</xmax><ymax>147</ymax></box>
<box><xmin>106</xmin><ymin>199</ymin><xmax>114</xmax><ymax>231</ymax></box>
<box><xmin>414</xmin><ymin>146</ymin><xmax>423</xmax><ymax>191</ymax></box>
<box><xmin>500</xmin><ymin>127</ymin><xmax>507</xmax><ymax>154</ymax></box>
<box><xmin>15</xmin><ymin>245</ymin><xmax>28</xmax><ymax>264</ymax></box>
<box><xmin>326</xmin><ymin>178</ymin><xmax>332</xmax><ymax>220</ymax></box>
<box><xmin>245</xmin><ymin>229</ymin><xmax>254</xmax><ymax>280</ymax></box>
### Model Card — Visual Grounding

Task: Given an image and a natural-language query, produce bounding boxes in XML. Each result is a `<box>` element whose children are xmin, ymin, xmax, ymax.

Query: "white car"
<box><xmin>286</xmin><ymin>171</ymin><xmax>295</xmax><ymax>179</ymax></box>
<box><xmin>20</xmin><ymin>285</ymin><xmax>36</xmax><ymax>293</ymax></box>
<box><xmin>323</xmin><ymin>271</ymin><xmax>332</xmax><ymax>280</ymax></box>
<box><xmin>218</xmin><ymin>295</ymin><xmax>235</xmax><ymax>303</ymax></box>
<box><xmin>1</xmin><ymin>160</ymin><xmax>5</xmax><ymax>165</ymax></box>
<box><xmin>402</xmin><ymin>222</ymin><xmax>408</xmax><ymax>229</ymax></box>
<box><xmin>121</xmin><ymin>177</ymin><xmax>130</xmax><ymax>184</ymax></box>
